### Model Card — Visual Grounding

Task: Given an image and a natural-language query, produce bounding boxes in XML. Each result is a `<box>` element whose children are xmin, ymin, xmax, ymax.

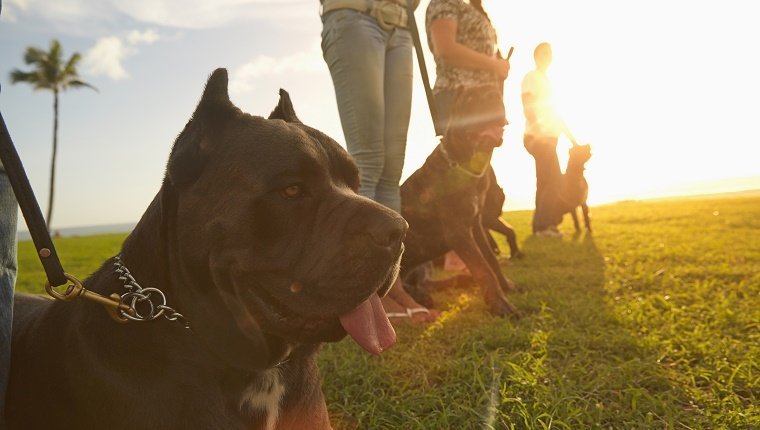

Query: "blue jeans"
<box><xmin>321</xmin><ymin>9</ymin><xmax>413</xmax><ymax>213</ymax></box>
<box><xmin>0</xmin><ymin>171</ymin><xmax>18</xmax><ymax>427</ymax></box>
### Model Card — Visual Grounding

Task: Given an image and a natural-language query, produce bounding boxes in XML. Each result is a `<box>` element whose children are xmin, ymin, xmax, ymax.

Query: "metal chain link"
<box><xmin>113</xmin><ymin>255</ymin><xmax>191</xmax><ymax>330</ymax></box>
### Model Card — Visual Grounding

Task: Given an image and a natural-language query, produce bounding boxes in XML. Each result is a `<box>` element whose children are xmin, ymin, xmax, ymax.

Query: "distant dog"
<box><xmin>8</xmin><ymin>69</ymin><xmax>406</xmax><ymax>429</ymax></box>
<box><xmin>399</xmin><ymin>86</ymin><xmax>519</xmax><ymax>317</ymax></box>
<box><xmin>539</xmin><ymin>144</ymin><xmax>592</xmax><ymax>232</ymax></box>
<box><xmin>482</xmin><ymin>166</ymin><xmax>524</xmax><ymax>259</ymax></box>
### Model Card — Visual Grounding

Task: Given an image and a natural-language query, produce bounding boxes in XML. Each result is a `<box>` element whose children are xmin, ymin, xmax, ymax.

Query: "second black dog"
<box><xmin>399</xmin><ymin>87</ymin><xmax>519</xmax><ymax>317</ymax></box>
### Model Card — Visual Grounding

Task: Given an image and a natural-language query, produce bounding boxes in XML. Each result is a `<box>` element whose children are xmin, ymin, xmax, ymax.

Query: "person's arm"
<box><xmin>521</xmin><ymin>91</ymin><xmax>538</xmax><ymax>125</ymax></box>
<box><xmin>429</xmin><ymin>18</ymin><xmax>510</xmax><ymax>79</ymax></box>
<box><xmin>562</xmin><ymin>121</ymin><xmax>578</xmax><ymax>146</ymax></box>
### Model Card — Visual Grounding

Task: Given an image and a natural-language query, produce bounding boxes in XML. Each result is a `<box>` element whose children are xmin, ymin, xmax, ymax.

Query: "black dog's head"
<box><xmin>162</xmin><ymin>69</ymin><xmax>406</xmax><ymax>369</ymax></box>
<box><xmin>445</xmin><ymin>85</ymin><xmax>507</xmax><ymax>151</ymax></box>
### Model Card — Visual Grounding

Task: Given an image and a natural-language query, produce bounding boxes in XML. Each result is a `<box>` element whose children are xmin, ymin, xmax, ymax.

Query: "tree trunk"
<box><xmin>47</xmin><ymin>89</ymin><xmax>58</xmax><ymax>231</ymax></box>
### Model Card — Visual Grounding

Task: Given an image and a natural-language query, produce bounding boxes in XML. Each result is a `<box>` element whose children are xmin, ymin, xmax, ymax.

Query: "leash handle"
<box><xmin>407</xmin><ymin>0</ymin><xmax>443</xmax><ymax>137</ymax></box>
<box><xmin>0</xmin><ymin>99</ymin><xmax>68</xmax><ymax>287</ymax></box>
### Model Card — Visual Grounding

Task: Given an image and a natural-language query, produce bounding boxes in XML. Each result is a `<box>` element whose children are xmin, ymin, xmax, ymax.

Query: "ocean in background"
<box><xmin>17</xmin><ymin>222</ymin><xmax>135</xmax><ymax>241</ymax></box>
<box><xmin>16</xmin><ymin>187</ymin><xmax>760</xmax><ymax>241</ymax></box>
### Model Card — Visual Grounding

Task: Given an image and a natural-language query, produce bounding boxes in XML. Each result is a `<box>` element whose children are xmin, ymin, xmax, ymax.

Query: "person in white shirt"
<box><xmin>521</xmin><ymin>42</ymin><xmax>575</xmax><ymax>236</ymax></box>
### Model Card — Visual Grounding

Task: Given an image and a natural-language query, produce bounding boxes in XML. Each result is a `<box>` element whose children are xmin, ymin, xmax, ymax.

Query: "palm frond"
<box><xmin>63</xmin><ymin>52</ymin><xmax>83</xmax><ymax>76</ymax></box>
<box><xmin>9</xmin><ymin>69</ymin><xmax>38</xmax><ymax>84</ymax></box>
<box><xmin>66</xmin><ymin>79</ymin><xmax>99</xmax><ymax>93</ymax></box>
<box><xmin>23</xmin><ymin>47</ymin><xmax>48</xmax><ymax>66</ymax></box>
<box><xmin>9</xmin><ymin>69</ymin><xmax>53</xmax><ymax>91</ymax></box>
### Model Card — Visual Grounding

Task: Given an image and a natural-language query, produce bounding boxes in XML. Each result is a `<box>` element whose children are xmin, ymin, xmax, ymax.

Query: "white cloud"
<box><xmin>81</xmin><ymin>29</ymin><xmax>162</xmax><ymax>80</ymax></box>
<box><xmin>2</xmin><ymin>0</ymin><xmax>315</xmax><ymax>31</ymax></box>
<box><xmin>127</xmin><ymin>29</ymin><xmax>160</xmax><ymax>45</ymax></box>
<box><xmin>230</xmin><ymin>42</ymin><xmax>324</xmax><ymax>94</ymax></box>
<box><xmin>1</xmin><ymin>0</ymin><xmax>113</xmax><ymax>30</ymax></box>
<box><xmin>112</xmin><ymin>0</ymin><xmax>314</xmax><ymax>29</ymax></box>
<box><xmin>0</xmin><ymin>0</ymin><xmax>30</xmax><ymax>22</ymax></box>
<box><xmin>83</xmin><ymin>36</ymin><xmax>134</xmax><ymax>80</ymax></box>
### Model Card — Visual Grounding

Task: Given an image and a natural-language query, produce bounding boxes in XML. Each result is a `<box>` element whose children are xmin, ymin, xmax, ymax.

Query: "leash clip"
<box><xmin>45</xmin><ymin>273</ymin><xmax>134</xmax><ymax>323</ymax></box>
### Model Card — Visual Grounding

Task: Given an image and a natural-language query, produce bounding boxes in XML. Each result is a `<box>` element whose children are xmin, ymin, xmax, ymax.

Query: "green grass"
<box><xmin>16</xmin><ymin>196</ymin><xmax>760</xmax><ymax>429</ymax></box>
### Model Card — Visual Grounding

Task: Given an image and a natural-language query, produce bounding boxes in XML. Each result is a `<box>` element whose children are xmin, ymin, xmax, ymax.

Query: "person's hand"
<box><xmin>492</xmin><ymin>58</ymin><xmax>510</xmax><ymax>80</ymax></box>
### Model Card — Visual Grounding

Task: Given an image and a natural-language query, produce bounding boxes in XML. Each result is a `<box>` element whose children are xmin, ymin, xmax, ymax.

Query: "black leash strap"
<box><xmin>407</xmin><ymin>0</ymin><xmax>443</xmax><ymax>137</ymax></box>
<box><xmin>0</xmin><ymin>88</ymin><xmax>68</xmax><ymax>287</ymax></box>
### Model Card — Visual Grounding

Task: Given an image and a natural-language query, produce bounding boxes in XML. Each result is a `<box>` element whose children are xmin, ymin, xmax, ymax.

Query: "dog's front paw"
<box><xmin>485</xmin><ymin>290</ymin><xmax>520</xmax><ymax>319</ymax></box>
<box><xmin>504</xmin><ymin>278</ymin><xmax>525</xmax><ymax>293</ymax></box>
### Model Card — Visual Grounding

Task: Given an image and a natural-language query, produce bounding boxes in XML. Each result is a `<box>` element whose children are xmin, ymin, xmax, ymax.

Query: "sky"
<box><xmin>1</xmin><ymin>0</ymin><xmax>758</xmax><ymax>230</ymax></box>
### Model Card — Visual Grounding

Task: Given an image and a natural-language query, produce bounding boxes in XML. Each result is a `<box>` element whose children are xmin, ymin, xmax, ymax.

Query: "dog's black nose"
<box><xmin>367</xmin><ymin>214</ymin><xmax>408</xmax><ymax>250</ymax></box>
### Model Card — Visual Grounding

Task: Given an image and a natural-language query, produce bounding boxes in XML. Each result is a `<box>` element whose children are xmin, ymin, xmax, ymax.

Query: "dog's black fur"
<box><xmin>6</xmin><ymin>69</ymin><xmax>407</xmax><ymax>429</ymax></box>
<box><xmin>482</xmin><ymin>166</ymin><xmax>523</xmax><ymax>259</ymax></box>
<box><xmin>539</xmin><ymin>144</ymin><xmax>592</xmax><ymax>232</ymax></box>
<box><xmin>399</xmin><ymin>87</ymin><xmax>519</xmax><ymax>317</ymax></box>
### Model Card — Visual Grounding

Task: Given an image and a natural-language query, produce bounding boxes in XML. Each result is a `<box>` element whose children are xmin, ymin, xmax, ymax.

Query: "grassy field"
<box><xmin>15</xmin><ymin>196</ymin><xmax>759</xmax><ymax>429</ymax></box>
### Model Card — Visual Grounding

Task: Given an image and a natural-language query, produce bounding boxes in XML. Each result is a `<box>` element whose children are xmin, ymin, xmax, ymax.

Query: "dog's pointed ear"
<box><xmin>268</xmin><ymin>88</ymin><xmax>301</xmax><ymax>123</ymax></box>
<box><xmin>167</xmin><ymin>68</ymin><xmax>236</xmax><ymax>187</ymax></box>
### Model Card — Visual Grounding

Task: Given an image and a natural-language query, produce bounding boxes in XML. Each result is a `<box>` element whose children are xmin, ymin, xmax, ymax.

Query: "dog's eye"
<box><xmin>281</xmin><ymin>184</ymin><xmax>304</xmax><ymax>199</ymax></box>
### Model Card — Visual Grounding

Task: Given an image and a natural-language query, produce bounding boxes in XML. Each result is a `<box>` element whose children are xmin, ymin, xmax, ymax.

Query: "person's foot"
<box><xmin>536</xmin><ymin>228</ymin><xmax>562</xmax><ymax>238</ymax></box>
<box><xmin>510</xmin><ymin>250</ymin><xmax>526</xmax><ymax>260</ymax></box>
<box><xmin>381</xmin><ymin>295</ymin><xmax>440</xmax><ymax>324</ymax></box>
<box><xmin>384</xmin><ymin>276</ymin><xmax>440</xmax><ymax>324</ymax></box>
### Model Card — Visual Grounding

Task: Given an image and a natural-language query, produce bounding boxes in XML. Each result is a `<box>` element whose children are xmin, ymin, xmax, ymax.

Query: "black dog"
<box><xmin>482</xmin><ymin>166</ymin><xmax>523</xmax><ymax>259</ymax></box>
<box><xmin>399</xmin><ymin>87</ymin><xmax>519</xmax><ymax>317</ymax></box>
<box><xmin>7</xmin><ymin>69</ymin><xmax>407</xmax><ymax>429</ymax></box>
<box><xmin>539</xmin><ymin>144</ymin><xmax>592</xmax><ymax>233</ymax></box>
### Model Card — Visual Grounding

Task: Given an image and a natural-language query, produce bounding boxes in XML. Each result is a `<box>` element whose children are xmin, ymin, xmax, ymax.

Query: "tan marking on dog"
<box><xmin>240</xmin><ymin>368</ymin><xmax>286</xmax><ymax>430</ymax></box>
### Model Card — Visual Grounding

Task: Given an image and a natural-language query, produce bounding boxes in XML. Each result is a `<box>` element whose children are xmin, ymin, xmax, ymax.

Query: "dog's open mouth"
<box><xmin>243</xmin><ymin>272</ymin><xmax>397</xmax><ymax>355</ymax></box>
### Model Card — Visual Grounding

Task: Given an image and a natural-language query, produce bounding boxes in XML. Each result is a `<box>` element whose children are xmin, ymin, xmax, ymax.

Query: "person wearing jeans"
<box><xmin>0</xmin><ymin>163</ymin><xmax>18</xmax><ymax>428</ymax></box>
<box><xmin>321</xmin><ymin>4</ymin><xmax>413</xmax><ymax>212</ymax></box>
<box><xmin>320</xmin><ymin>0</ymin><xmax>437</xmax><ymax>323</ymax></box>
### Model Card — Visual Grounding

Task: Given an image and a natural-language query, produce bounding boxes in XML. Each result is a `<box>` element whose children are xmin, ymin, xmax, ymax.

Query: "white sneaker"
<box><xmin>536</xmin><ymin>228</ymin><xmax>563</xmax><ymax>238</ymax></box>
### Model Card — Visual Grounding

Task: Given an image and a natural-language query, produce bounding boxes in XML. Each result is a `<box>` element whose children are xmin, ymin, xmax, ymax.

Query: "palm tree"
<box><xmin>10</xmin><ymin>39</ymin><xmax>97</xmax><ymax>230</ymax></box>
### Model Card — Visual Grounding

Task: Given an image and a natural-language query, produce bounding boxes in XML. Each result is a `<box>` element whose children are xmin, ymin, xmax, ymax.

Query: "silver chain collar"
<box><xmin>438</xmin><ymin>142</ymin><xmax>488</xmax><ymax>178</ymax></box>
<box><xmin>113</xmin><ymin>255</ymin><xmax>191</xmax><ymax>330</ymax></box>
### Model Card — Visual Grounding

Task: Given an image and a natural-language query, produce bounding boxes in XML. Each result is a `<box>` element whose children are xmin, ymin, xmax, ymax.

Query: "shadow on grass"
<box><xmin>319</xmin><ymin>229</ymin><xmax>701</xmax><ymax>428</ymax></box>
<box><xmin>493</xmin><ymin>232</ymin><xmax>697</xmax><ymax>429</ymax></box>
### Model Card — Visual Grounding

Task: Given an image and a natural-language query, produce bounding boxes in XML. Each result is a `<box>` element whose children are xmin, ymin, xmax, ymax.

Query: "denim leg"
<box><xmin>375</xmin><ymin>28</ymin><xmax>413</xmax><ymax>213</ymax></box>
<box><xmin>0</xmin><ymin>171</ymin><xmax>18</xmax><ymax>427</ymax></box>
<box><xmin>322</xmin><ymin>10</ymin><xmax>388</xmax><ymax>203</ymax></box>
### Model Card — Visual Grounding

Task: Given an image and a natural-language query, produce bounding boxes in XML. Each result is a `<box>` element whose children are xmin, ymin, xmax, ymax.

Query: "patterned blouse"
<box><xmin>425</xmin><ymin>0</ymin><xmax>498</xmax><ymax>91</ymax></box>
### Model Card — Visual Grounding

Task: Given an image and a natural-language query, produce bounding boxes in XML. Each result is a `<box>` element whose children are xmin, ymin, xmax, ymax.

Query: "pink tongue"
<box><xmin>339</xmin><ymin>293</ymin><xmax>396</xmax><ymax>355</ymax></box>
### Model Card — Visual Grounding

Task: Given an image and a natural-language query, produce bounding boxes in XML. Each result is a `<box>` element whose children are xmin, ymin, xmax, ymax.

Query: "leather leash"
<box><xmin>0</xmin><ymin>84</ymin><xmax>67</xmax><ymax>287</ymax></box>
<box><xmin>406</xmin><ymin>0</ymin><xmax>443</xmax><ymax>136</ymax></box>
